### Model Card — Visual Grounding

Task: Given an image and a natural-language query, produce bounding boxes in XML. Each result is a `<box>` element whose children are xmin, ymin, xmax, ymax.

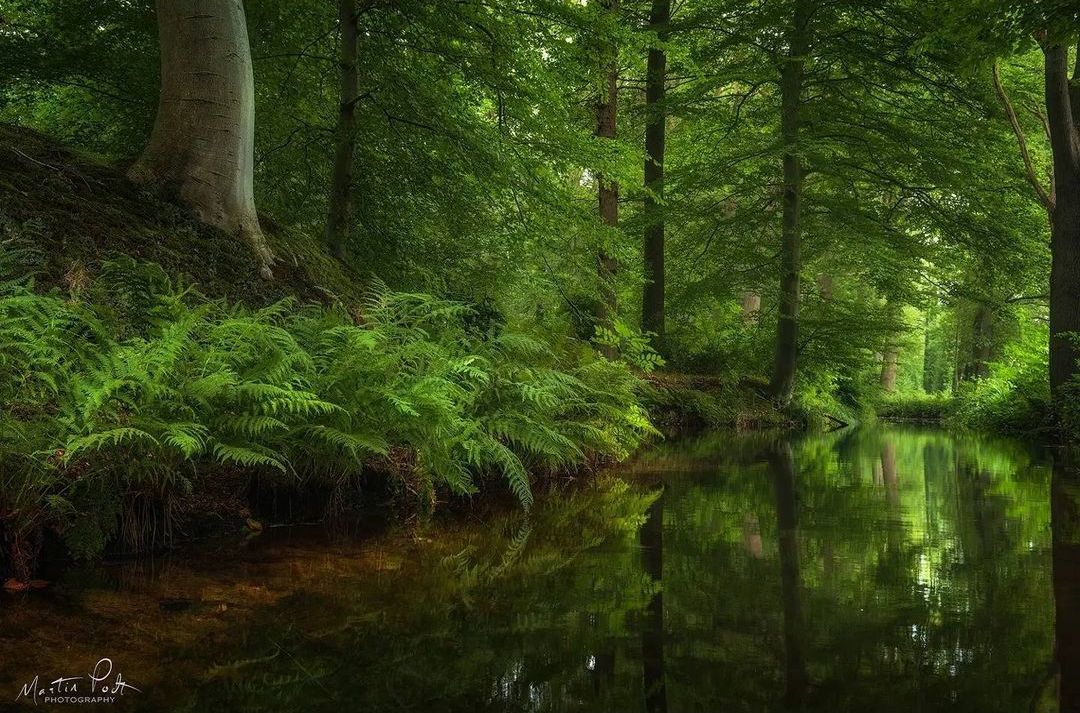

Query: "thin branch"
<box><xmin>991</xmin><ymin>61</ymin><xmax>1054</xmax><ymax>211</ymax></box>
<box><xmin>1024</xmin><ymin>102</ymin><xmax>1052</xmax><ymax>142</ymax></box>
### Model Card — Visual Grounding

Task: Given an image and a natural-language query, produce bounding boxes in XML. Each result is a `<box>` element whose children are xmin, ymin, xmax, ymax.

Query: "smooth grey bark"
<box><xmin>325</xmin><ymin>0</ymin><xmax>360</xmax><ymax>261</ymax></box>
<box><xmin>1043</xmin><ymin>43</ymin><xmax>1080</xmax><ymax>399</ymax></box>
<box><xmin>131</xmin><ymin>0</ymin><xmax>273</xmax><ymax>278</ymax></box>
<box><xmin>769</xmin><ymin>0</ymin><xmax>812</xmax><ymax>407</ymax></box>
<box><xmin>641</xmin><ymin>0</ymin><xmax>669</xmax><ymax>353</ymax></box>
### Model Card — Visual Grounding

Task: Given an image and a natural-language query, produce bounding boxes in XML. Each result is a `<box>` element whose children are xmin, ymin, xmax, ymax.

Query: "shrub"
<box><xmin>876</xmin><ymin>392</ymin><xmax>953</xmax><ymax>422</ymax></box>
<box><xmin>0</xmin><ymin>259</ymin><xmax>655</xmax><ymax>575</ymax></box>
<box><xmin>951</xmin><ymin>335</ymin><xmax>1052</xmax><ymax>434</ymax></box>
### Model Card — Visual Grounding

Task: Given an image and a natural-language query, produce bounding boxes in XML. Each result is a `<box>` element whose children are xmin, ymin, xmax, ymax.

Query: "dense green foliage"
<box><xmin>0</xmin><ymin>254</ymin><xmax>652</xmax><ymax>570</ymax></box>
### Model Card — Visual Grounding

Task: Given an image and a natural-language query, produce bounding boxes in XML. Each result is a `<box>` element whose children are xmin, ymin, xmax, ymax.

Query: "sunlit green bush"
<box><xmin>876</xmin><ymin>392</ymin><xmax>952</xmax><ymax>422</ymax></box>
<box><xmin>951</xmin><ymin>333</ymin><xmax>1052</xmax><ymax>434</ymax></box>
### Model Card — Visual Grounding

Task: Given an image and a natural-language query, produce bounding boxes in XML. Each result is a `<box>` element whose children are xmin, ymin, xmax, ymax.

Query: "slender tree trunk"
<box><xmin>968</xmin><ymin>302</ymin><xmax>993</xmax><ymax>380</ymax></box>
<box><xmin>880</xmin><ymin>347</ymin><xmax>898</xmax><ymax>391</ymax></box>
<box><xmin>922</xmin><ymin>304</ymin><xmax>933</xmax><ymax>392</ymax></box>
<box><xmin>740</xmin><ymin>290</ymin><xmax>762</xmax><ymax>323</ymax></box>
<box><xmin>1044</xmin><ymin>43</ymin><xmax>1080</xmax><ymax>399</ymax></box>
<box><xmin>880</xmin><ymin>299</ymin><xmax>902</xmax><ymax>390</ymax></box>
<box><xmin>325</xmin><ymin>0</ymin><xmax>360</xmax><ymax>261</ymax></box>
<box><xmin>131</xmin><ymin>0</ymin><xmax>273</xmax><ymax>278</ymax></box>
<box><xmin>641</xmin><ymin>0</ymin><xmax>669</xmax><ymax>353</ymax></box>
<box><xmin>769</xmin><ymin>0</ymin><xmax>812</xmax><ymax>406</ymax></box>
<box><xmin>594</xmin><ymin>0</ymin><xmax>619</xmax><ymax>355</ymax></box>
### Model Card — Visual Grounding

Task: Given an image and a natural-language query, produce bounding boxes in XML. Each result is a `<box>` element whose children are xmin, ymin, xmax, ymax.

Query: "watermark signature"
<box><xmin>15</xmin><ymin>658</ymin><xmax>140</xmax><ymax>706</ymax></box>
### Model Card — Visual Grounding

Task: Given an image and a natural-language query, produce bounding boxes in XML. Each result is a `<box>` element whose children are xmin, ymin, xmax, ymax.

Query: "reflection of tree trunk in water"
<box><xmin>881</xmin><ymin>442</ymin><xmax>899</xmax><ymax>509</ymax></box>
<box><xmin>881</xmin><ymin>441</ymin><xmax>903</xmax><ymax>557</ymax></box>
<box><xmin>591</xmin><ymin>650</ymin><xmax>616</xmax><ymax>695</ymax></box>
<box><xmin>641</xmin><ymin>489</ymin><xmax>667</xmax><ymax>713</ymax></box>
<box><xmin>768</xmin><ymin>441</ymin><xmax>809</xmax><ymax>707</ymax></box>
<box><xmin>1052</xmin><ymin>461</ymin><xmax>1080</xmax><ymax>713</ymax></box>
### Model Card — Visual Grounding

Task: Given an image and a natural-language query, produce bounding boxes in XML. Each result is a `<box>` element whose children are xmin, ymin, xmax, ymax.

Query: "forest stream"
<box><xmin>2</xmin><ymin>425</ymin><xmax>1078</xmax><ymax>712</ymax></box>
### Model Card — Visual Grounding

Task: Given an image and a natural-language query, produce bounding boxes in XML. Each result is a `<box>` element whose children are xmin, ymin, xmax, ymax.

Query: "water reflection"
<box><xmin>0</xmin><ymin>426</ymin><xmax>1077</xmax><ymax>712</ymax></box>
<box><xmin>1054</xmin><ymin>456</ymin><xmax>1080</xmax><ymax>713</ymax></box>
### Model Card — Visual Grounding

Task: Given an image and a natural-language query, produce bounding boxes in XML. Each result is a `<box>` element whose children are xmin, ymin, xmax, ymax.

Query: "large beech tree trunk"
<box><xmin>325</xmin><ymin>0</ymin><xmax>360</xmax><ymax>261</ymax></box>
<box><xmin>770</xmin><ymin>0</ymin><xmax>811</xmax><ymax>406</ymax></box>
<box><xmin>594</xmin><ymin>0</ymin><xmax>619</xmax><ymax>355</ymax></box>
<box><xmin>131</xmin><ymin>0</ymin><xmax>273</xmax><ymax>278</ymax></box>
<box><xmin>641</xmin><ymin>0</ymin><xmax>669</xmax><ymax>353</ymax></box>
<box><xmin>1044</xmin><ymin>43</ymin><xmax>1080</xmax><ymax>399</ymax></box>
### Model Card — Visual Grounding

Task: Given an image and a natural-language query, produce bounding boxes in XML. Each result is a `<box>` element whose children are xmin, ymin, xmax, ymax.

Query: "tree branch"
<box><xmin>992</xmin><ymin>61</ymin><xmax>1054</xmax><ymax>211</ymax></box>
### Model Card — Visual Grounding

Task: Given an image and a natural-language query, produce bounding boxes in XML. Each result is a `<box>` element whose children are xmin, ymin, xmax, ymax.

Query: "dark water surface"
<box><xmin>3</xmin><ymin>425</ymin><xmax>1080</xmax><ymax>712</ymax></box>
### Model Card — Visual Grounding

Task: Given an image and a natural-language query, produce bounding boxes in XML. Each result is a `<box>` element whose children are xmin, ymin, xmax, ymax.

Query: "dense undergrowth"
<box><xmin>876</xmin><ymin>341</ymin><xmax>1074</xmax><ymax>438</ymax></box>
<box><xmin>0</xmin><ymin>255</ymin><xmax>654</xmax><ymax>579</ymax></box>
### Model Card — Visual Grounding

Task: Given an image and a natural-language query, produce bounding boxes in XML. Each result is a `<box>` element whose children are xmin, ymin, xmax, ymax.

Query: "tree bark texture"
<box><xmin>131</xmin><ymin>0</ymin><xmax>273</xmax><ymax>277</ymax></box>
<box><xmin>641</xmin><ymin>0</ymin><xmax>669</xmax><ymax>352</ymax></box>
<box><xmin>593</xmin><ymin>0</ymin><xmax>619</xmax><ymax>354</ymax></box>
<box><xmin>880</xmin><ymin>347</ymin><xmax>898</xmax><ymax>391</ymax></box>
<box><xmin>325</xmin><ymin>0</ymin><xmax>360</xmax><ymax>261</ymax></box>
<box><xmin>769</xmin><ymin>0</ymin><xmax>812</xmax><ymax>406</ymax></box>
<box><xmin>1044</xmin><ymin>43</ymin><xmax>1080</xmax><ymax>399</ymax></box>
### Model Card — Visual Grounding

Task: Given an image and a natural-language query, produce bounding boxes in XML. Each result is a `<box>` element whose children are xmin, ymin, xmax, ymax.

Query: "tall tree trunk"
<box><xmin>325</xmin><ymin>0</ymin><xmax>360</xmax><ymax>261</ymax></box>
<box><xmin>594</xmin><ymin>0</ymin><xmax>619</xmax><ymax>355</ymax></box>
<box><xmin>968</xmin><ymin>302</ymin><xmax>993</xmax><ymax>380</ymax></box>
<box><xmin>922</xmin><ymin>304</ymin><xmax>933</xmax><ymax>392</ymax></box>
<box><xmin>131</xmin><ymin>0</ymin><xmax>273</xmax><ymax>278</ymax></box>
<box><xmin>880</xmin><ymin>300</ymin><xmax>901</xmax><ymax>391</ymax></box>
<box><xmin>641</xmin><ymin>0</ymin><xmax>669</xmax><ymax>353</ymax></box>
<box><xmin>880</xmin><ymin>347</ymin><xmax>898</xmax><ymax>391</ymax></box>
<box><xmin>769</xmin><ymin>0</ymin><xmax>812</xmax><ymax>406</ymax></box>
<box><xmin>1044</xmin><ymin>43</ymin><xmax>1080</xmax><ymax>399</ymax></box>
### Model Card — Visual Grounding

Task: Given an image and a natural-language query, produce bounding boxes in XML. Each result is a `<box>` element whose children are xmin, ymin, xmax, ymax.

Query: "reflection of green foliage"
<box><xmin>178</xmin><ymin>476</ymin><xmax>658</xmax><ymax>712</ymax></box>
<box><xmin>648</xmin><ymin>425</ymin><xmax>1055</xmax><ymax>712</ymax></box>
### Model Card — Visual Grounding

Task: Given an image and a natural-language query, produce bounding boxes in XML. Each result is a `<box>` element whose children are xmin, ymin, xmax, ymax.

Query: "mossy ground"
<box><xmin>0</xmin><ymin>124</ymin><xmax>358</xmax><ymax>305</ymax></box>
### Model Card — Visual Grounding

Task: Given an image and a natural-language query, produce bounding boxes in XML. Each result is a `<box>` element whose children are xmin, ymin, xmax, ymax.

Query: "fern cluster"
<box><xmin>0</xmin><ymin>258</ymin><xmax>654</xmax><ymax>571</ymax></box>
